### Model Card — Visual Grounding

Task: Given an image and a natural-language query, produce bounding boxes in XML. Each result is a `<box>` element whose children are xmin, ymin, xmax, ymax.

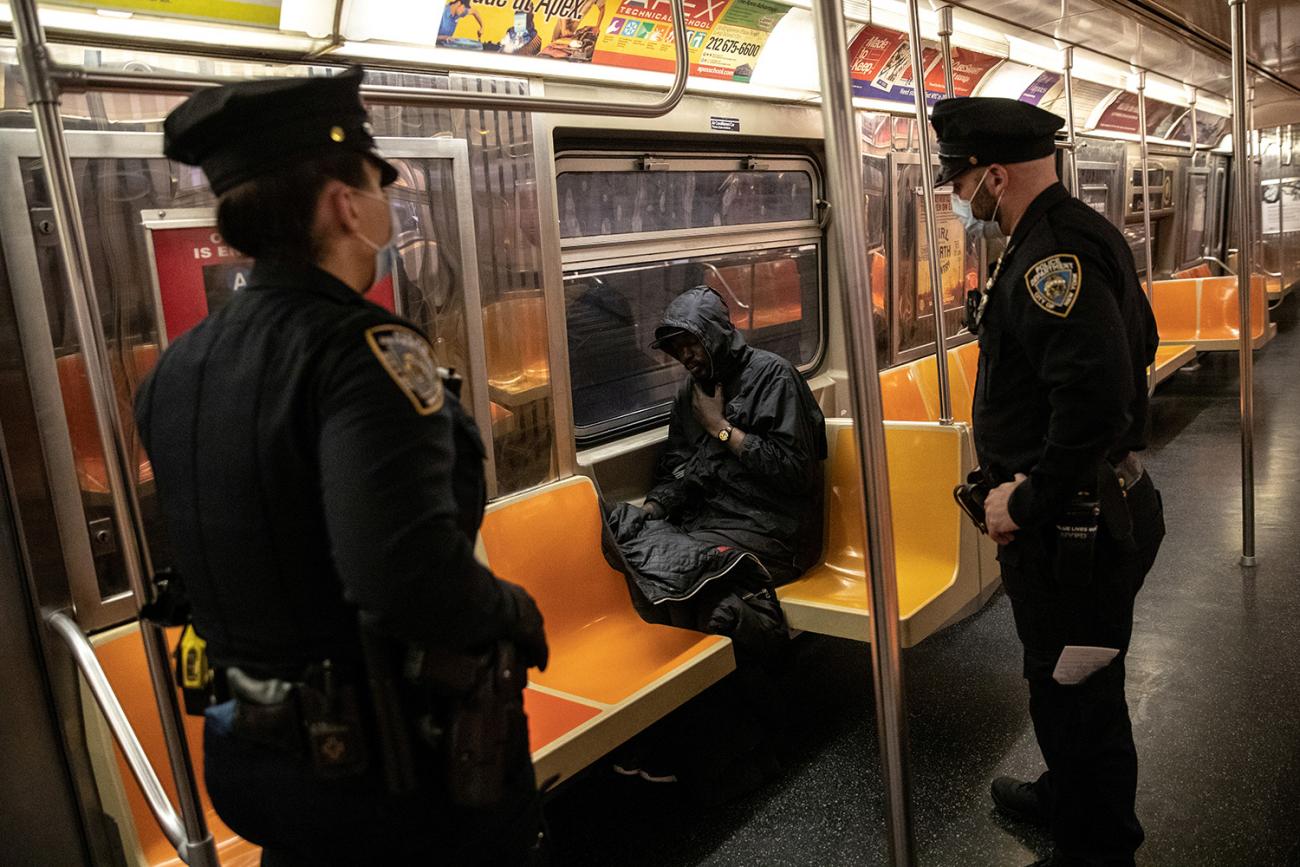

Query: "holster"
<box><xmin>953</xmin><ymin>468</ymin><xmax>991</xmax><ymax>535</ymax></box>
<box><xmin>403</xmin><ymin>640</ymin><xmax>527</xmax><ymax>809</ymax></box>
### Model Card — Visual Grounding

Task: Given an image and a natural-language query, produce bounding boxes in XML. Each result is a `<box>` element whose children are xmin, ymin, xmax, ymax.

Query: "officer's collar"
<box><xmin>1007</xmin><ymin>182</ymin><xmax>1070</xmax><ymax>251</ymax></box>
<box><xmin>246</xmin><ymin>260</ymin><xmax>369</xmax><ymax>306</ymax></box>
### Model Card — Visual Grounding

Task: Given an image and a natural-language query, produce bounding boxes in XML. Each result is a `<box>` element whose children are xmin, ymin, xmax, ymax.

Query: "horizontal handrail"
<box><xmin>1202</xmin><ymin>254</ymin><xmax>1236</xmax><ymax>275</ymax></box>
<box><xmin>43</xmin><ymin>0</ymin><xmax>689</xmax><ymax>118</ymax></box>
<box><xmin>45</xmin><ymin>611</ymin><xmax>187</xmax><ymax>856</ymax></box>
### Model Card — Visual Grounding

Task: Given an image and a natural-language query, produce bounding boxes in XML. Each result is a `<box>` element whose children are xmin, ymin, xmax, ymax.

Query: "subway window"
<box><xmin>557</xmin><ymin>151</ymin><xmax>824</xmax><ymax>444</ymax></box>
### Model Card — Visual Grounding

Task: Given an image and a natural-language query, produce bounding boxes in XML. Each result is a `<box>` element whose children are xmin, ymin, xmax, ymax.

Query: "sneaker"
<box><xmin>991</xmin><ymin>776</ymin><xmax>1049</xmax><ymax>827</ymax></box>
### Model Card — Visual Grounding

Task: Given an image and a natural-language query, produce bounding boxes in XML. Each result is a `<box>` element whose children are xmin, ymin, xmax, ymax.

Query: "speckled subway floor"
<box><xmin>544</xmin><ymin>293</ymin><xmax>1300</xmax><ymax>867</ymax></box>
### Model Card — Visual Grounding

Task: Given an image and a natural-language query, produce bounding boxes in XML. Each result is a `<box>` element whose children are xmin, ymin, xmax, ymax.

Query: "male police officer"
<box><xmin>135</xmin><ymin>69</ymin><xmax>548</xmax><ymax>864</ymax></box>
<box><xmin>932</xmin><ymin>97</ymin><xmax>1166</xmax><ymax>867</ymax></box>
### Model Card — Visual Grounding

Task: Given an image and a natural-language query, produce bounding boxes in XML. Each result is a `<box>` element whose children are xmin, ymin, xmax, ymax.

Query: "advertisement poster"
<box><xmin>848</xmin><ymin>25</ymin><xmax>998</xmax><ymax>105</ymax></box>
<box><xmin>147</xmin><ymin>223</ymin><xmax>394</xmax><ymax>343</ymax></box>
<box><xmin>914</xmin><ymin>191</ymin><xmax>965</xmax><ymax>316</ymax></box>
<box><xmin>1020</xmin><ymin>71</ymin><xmax>1062</xmax><ymax>106</ymax></box>
<box><xmin>1167</xmin><ymin>109</ymin><xmax>1231</xmax><ymax>147</ymax></box>
<box><xmin>921</xmin><ymin>46</ymin><xmax>1003</xmax><ymax>98</ymax></box>
<box><xmin>1093</xmin><ymin>91</ymin><xmax>1180</xmax><ymax>137</ymax></box>
<box><xmin>440</xmin><ymin>0</ymin><xmax>788</xmax><ymax>82</ymax></box>
<box><xmin>59</xmin><ymin>0</ymin><xmax>281</xmax><ymax>27</ymax></box>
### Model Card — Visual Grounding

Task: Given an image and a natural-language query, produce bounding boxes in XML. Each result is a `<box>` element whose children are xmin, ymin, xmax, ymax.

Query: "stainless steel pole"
<box><xmin>1062</xmin><ymin>47</ymin><xmax>1082</xmax><ymax>195</ymax></box>
<box><xmin>809</xmin><ymin>0</ymin><xmax>916</xmax><ymax>862</ymax></box>
<box><xmin>1135</xmin><ymin>71</ymin><xmax>1157</xmax><ymax>394</ymax></box>
<box><xmin>1230</xmin><ymin>0</ymin><xmax>1257</xmax><ymax>566</ymax></box>
<box><xmin>938</xmin><ymin>5</ymin><xmax>955</xmax><ymax>97</ymax></box>
<box><xmin>1189</xmin><ymin>88</ymin><xmax>1199</xmax><ymax>157</ymax></box>
<box><xmin>907</xmin><ymin>0</ymin><xmax>953</xmax><ymax>424</ymax></box>
<box><xmin>10</xmin><ymin>1</ymin><xmax>219</xmax><ymax>864</ymax></box>
<box><xmin>48</xmin><ymin>0</ymin><xmax>690</xmax><ymax>119</ymax></box>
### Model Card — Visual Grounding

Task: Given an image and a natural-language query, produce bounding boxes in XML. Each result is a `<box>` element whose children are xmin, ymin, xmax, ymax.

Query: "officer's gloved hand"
<box><xmin>500</xmin><ymin>580</ymin><xmax>549</xmax><ymax>672</ymax></box>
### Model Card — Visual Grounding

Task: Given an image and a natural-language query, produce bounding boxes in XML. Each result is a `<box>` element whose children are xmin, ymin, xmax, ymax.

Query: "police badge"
<box><xmin>365</xmin><ymin>324</ymin><xmax>445</xmax><ymax>415</ymax></box>
<box><xmin>1025</xmin><ymin>253</ymin><xmax>1082</xmax><ymax>318</ymax></box>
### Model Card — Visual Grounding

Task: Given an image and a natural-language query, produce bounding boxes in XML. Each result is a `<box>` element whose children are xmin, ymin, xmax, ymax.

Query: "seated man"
<box><xmin>604</xmin><ymin>286</ymin><xmax>827</xmax><ymax>659</ymax></box>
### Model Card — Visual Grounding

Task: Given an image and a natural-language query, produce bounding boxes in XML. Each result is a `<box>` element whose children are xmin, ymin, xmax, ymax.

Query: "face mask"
<box><xmin>352</xmin><ymin>187</ymin><xmax>399</xmax><ymax>286</ymax></box>
<box><xmin>953</xmin><ymin>167</ymin><xmax>1006</xmax><ymax>240</ymax></box>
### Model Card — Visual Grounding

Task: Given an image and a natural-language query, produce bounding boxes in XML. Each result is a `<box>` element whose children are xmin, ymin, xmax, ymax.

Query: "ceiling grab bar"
<box><xmin>45</xmin><ymin>611</ymin><xmax>191</xmax><ymax>861</ymax></box>
<box><xmin>43</xmin><ymin>0</ymin><xmax>690</xmax><ymax>118</ymax></box>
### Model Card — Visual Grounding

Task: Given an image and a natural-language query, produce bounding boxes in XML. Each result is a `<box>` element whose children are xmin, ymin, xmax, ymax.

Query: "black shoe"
<box><xmin>991</xmin><ymin>776</ymin><xmax>1049</xmax><ymax>827</ymax></box>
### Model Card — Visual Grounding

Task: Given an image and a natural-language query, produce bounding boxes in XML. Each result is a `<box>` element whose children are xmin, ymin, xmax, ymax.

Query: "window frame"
<box><xmin>557</xmin><ymin>148</ymin><xmax>827</xmax><ymax>446</ymax></box>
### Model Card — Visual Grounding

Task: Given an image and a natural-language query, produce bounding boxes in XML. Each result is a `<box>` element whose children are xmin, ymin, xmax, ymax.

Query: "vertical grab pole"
<box><xmin>907</xmin><ymin>0</ymin><xmax>953</xmax><ymax>424</ymax></box>
<box><xmin>809</xmin><ymin>0</ymin><xmax>916</xmax><ymax>863</ymax></box>
<box><xmin>1134</xmin><ymin>70</ymin><xmax>1158</xmax><ymax>394</ymax></box>
<box><xmin>938</xmin><ymin>5</ymin><xmax>956</xmax><ymax>98</ymax></box>
<box><xmin>1062</xmin><ymin>47</ymin><xmax>1082</xmax><ymax>196</ymax></box>
<box><xmin>1229</xmin><ymin>0</ymin><xmax>1257</xmax><ymax>566</ymax></box>
<box><xmin>10</xmin><ymin>2</ymin><xmax>219</xmax><ymax>865</ymax></box>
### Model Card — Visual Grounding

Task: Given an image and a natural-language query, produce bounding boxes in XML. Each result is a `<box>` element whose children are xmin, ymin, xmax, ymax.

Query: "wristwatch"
<box><xmin>717</xmin><ymin>424</ymin><xmax>735</xmax><ymax>443</ymax></box>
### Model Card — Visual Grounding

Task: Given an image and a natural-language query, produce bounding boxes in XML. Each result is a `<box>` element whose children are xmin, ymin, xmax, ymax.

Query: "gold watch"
<box><xmin>718</xmin><ymin>424</ymin><xmax>734</xmax><ymax>443</ymax></box>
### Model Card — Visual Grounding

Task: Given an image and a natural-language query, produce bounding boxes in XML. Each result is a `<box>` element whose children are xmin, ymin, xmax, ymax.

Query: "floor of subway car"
<box><xmin>544</xmin><ymin>294</ymin><xmax>1300</xmax><ymax>867</ymax></box>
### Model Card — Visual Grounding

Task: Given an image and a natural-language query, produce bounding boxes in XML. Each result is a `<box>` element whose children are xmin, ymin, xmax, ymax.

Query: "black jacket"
<box><xmin>135</xmin><ymin>262</ymin><xmax>530</xmax><ymax>679</ymax></box>
<box><xmin>607</xmin><ymin>287</ymin><xmax>826</xmax><ymax>605</ymax></box>
<box><xmin>973</xmin><ymin>183</ymin><xmax>1159</xmax><ymax>527</ymax></box>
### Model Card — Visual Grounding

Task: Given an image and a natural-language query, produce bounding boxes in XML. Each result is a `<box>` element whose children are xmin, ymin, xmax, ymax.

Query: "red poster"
<box><xmin>922</xmin><ymin>46</ymin><xmax>1003</xmax><ymax>98</ymax></box>
<box><xmin>149</xmin><ymin>226</ymin><xmax>253</xmax><ymax>342</ymax></box>
<box><xmin>149</xmin><ymin>224</ymin><xmax>395</xmax><ymax>343</ymax></box>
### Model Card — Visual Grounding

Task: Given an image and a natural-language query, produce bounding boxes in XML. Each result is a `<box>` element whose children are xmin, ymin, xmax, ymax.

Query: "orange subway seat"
<box><xmin>751</xmin><ymin>257</ymin><xmax>803</xmax><ymax>329</ymax></box>
<box><xmin>479</xmin><ymin>478</ymin><xmax>729</xmax><ymax>707</ymax></box>
<box><xmin>1149</xmin><ymin>279</ymin><xmax>1200</xmax><ymax>342</ymax></box>
<box><xmin>951</xmin><ymin>341</ymin><xmax>980</xmax><ymax>399</ymax></box>
<box><xmin>878</xmin><ymin>364</ymin><xmax>931</xmax><ymax>422</ymax></box>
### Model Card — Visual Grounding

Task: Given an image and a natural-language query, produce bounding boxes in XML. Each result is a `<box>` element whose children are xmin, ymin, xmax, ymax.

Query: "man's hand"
<box><xmin>643</xmin><ymin>499</ymin><xmax>666</xmax><ymax>520</ymax></box>
<box><xmin>985</xmin><ymin>472</ymin><xmax>1027</xmax><ymax>545</ymax></box>
<box><xmin>691</xmin><ymin>382</ymin><xmax>726</xmax><ymax>434</ymax></box>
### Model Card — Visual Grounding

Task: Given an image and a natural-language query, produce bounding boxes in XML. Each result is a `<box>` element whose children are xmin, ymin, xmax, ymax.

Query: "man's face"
<box><xmin>953</xmin><ymin>165</ymin><xmax>1003</xmax><ymax>222</ymax></box>
<box><xmin>663</xmin><ymin>333</ymin><xmax>710</xmax><ymax>381</ymax></box>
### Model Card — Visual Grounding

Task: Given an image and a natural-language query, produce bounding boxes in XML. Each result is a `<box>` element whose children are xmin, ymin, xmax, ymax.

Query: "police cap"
<box><xmin>931</xmin><ymin>97</ymin><xmax>1065</xmax><ymax>187</ymax></box>
<box><xmin>163</xmin><ymin>66</ymin><xmax>397</xmax><ymax>196</ymax></box>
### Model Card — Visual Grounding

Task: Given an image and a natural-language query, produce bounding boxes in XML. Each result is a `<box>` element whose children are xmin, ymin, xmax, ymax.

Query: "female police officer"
<box><xmin>135</xmin><ymin>68</ymin><xmax>548</xmax><ymax>865</ymax></box>
<box><xmin>932</xmin><ymin>97</ymin><xmax>1165</xmax><ymax>867</ymax></box>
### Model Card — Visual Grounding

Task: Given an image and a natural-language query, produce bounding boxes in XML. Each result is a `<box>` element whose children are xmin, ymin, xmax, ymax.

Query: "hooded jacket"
<box><xmin>605</xmin><ymin>287</ymin><xmax>827</xmax><ymax>608</ymax></box>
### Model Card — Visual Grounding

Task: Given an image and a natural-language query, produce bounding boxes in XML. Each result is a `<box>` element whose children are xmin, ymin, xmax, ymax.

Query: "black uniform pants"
<box><xmin>202</xmin><ymin>699</ymin><xmax>544</xmax><ymax>866</ymax></box>
<box><xmin>998</xmin><ymin>472</ymin><xmax>1165</xmax><ymax>866</ymax></box>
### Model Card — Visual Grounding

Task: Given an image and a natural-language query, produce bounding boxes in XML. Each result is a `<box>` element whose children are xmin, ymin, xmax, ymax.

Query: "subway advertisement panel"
<box><xmin>438</xmin><ymin>0</ymin><xmax>790</xmax><ymax>82</ymax></box>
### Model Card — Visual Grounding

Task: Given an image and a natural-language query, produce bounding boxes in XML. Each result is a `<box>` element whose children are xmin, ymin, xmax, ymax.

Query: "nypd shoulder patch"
<box><xmin>1024</xmin><ymin>253</ymin><xmax>1082</xmax><ymax>318</ymax></box>
<box><xmin>364</xmin><ymin>324</ymin><xmax>444</xmax><ymax>416</ymax></box>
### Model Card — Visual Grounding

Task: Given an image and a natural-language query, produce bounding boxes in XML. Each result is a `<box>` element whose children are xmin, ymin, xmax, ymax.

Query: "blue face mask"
<box><xmin>952</xmin><ymin>168</ymin><xmax>1005</xmax><ymax>240</ymax></box>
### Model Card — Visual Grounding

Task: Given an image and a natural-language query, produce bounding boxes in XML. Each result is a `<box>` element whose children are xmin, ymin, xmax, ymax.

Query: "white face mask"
<box><xmin>351</xmin><ymin>187</ymin><xmax>399</xmax><ymax>287</ymax></box>
<box><xmin>952</xmin><ymin>167</ymin><xmax>1006</xmax><ymax>240</ymax></box>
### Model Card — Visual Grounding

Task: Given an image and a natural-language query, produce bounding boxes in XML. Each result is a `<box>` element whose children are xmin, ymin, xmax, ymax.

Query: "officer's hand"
<box><xmin>691</xmin><ymin>383</ymin><xmax>726</xmax><ymax>433</ymax></box>
<box><xmin>501</xmin><ymin>580</ymin><xmax>549</xmax><ymax>671</ymax></box>
<box><xmin>643</xmin><ymin>499</ymin><xmax>667</xmax><ymax>521</ymax></box>
<box><xmin>985</xmin><ymin>473</ymin><xmax>1027</xmax><ymax>545</ymax></box>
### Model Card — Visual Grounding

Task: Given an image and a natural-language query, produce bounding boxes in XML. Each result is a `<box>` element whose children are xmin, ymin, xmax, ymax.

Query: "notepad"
<box><xmin>1052</xmin><ymin>645</ymin><xmax>1120</xmax><ymax>685</ymax></box>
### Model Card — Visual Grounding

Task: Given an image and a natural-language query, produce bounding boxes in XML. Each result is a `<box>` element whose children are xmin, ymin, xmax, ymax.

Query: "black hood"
<box><xmin>651</xmin><ymin>286</ymin><xmax>748</xmax><ymax>384</ymax></box>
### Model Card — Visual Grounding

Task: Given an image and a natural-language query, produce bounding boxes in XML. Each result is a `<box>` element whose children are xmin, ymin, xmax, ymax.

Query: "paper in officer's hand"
<box><xmin>1051</xmin><ymin>645</ymin><xmax>1120</xmax><ymax>685</ymax></box>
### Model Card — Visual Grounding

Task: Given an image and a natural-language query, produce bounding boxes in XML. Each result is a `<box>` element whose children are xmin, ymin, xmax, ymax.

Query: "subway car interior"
<box><xmin>2</xmin><ymin>0</ymin><xmax>1300</xmax><ymax>863</ymax></box>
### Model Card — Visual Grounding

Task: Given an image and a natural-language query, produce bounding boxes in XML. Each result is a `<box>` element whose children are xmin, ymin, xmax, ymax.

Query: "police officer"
<box><xmin>135</xmin><ymin>68</ymin><xmax>548</xmax><ymax>865</ymax></box>
<box><xmin>932</xmin><ymin>97</ymin><xmax>1166</xmax><ymax>867</ymax></box>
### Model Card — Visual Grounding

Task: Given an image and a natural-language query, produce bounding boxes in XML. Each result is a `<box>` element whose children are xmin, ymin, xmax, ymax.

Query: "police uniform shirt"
<box><xmin>973</xmin><ymin>182</ymin><xmax>1159</xmax><ymax>529</ymax></box>
<box><xmin>135</xmin><ymin>263</ymin><xmax>514</xmax><ymax>678</ymax></box>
